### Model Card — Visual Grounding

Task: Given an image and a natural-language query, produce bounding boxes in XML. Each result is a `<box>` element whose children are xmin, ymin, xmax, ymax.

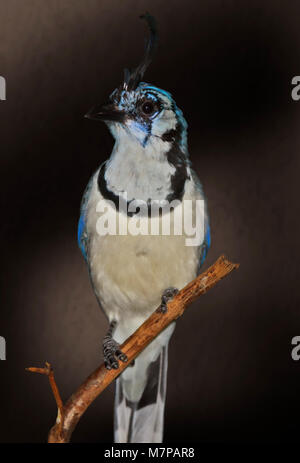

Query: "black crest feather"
<box><xmin>123</xmin><ymin>13</ymin><xmax>158</xmax><ymax>91</ymax></box>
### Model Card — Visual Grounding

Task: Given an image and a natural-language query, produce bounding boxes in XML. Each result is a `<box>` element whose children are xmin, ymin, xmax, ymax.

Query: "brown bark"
<box><xmin>27</xmin><ymin>255</ymin><xmax>239</xmax><ymax>443</ymax></box>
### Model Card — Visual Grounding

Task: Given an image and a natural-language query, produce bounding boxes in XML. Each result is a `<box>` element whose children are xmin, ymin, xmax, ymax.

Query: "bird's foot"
<box><xmin>157</xmin><ymin>286</ymin><xmax>179</xmax><ymax>314</ymax></box>
<box><xmin>103</xmin><ymin>337</ymin><xmax>128</xmax><ymax>370</ymax></box>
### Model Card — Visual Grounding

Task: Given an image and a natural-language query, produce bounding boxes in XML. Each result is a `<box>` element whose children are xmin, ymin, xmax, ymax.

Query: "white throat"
<box><xmin>105</xmin><ymin>128</ymin><xmax>176</xmax><ymax>202</ymax></box>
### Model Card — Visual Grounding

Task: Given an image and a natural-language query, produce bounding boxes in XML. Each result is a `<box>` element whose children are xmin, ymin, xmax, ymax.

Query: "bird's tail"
<box><xmin>114</xmin><ymin>345</ymin><xmax>168</xmax><ymax>443</ymax></box>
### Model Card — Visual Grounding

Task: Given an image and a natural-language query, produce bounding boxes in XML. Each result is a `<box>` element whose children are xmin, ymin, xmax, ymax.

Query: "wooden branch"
<box><xmin>26</xmin><ymin>362</ymin><xmax>64</xmax><ymax>433</ymax></box>
<box><xmin>27</xmin><ymin>255</ymin><xmax>239</xmax><ymax>443</ymax></box>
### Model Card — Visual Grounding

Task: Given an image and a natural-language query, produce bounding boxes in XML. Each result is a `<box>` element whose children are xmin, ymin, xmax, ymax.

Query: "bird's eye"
<box><xmin>138</xmin><ymin>99</ymin><xmax>159</xmax><ymax>117</ymax></box>
<box><xmin>142</xmin><ymin>101</ymin><xmax>154</xmax><ymax>114</ymax></box>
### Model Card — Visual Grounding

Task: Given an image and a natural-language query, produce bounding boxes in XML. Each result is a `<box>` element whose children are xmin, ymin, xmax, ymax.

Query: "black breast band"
<box><xmin>97</xmin><ymin>157</ymin><xmax>189</xmax><ymax>217</ymax></box>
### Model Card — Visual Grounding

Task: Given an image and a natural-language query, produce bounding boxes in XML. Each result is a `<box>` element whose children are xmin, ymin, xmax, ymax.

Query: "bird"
<box><xmin>78</xmin><ymin>13</ymin><xmax>210</xmax><ymax>443</ymax></box>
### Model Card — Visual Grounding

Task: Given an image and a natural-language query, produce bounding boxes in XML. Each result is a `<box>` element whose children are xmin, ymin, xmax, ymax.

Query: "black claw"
<box><xmin>103</xmin><ymin>334</ymin><xmax>127</xmax><ymax>370</ymax></box>
<box><xmin>157</xmin><ymin>286</ymin><xmax>179</xmax><ymax>314</ymax></box>
<box><xmin>163</xmin><ymin>287</ymin><xmax>179</xmax><ymax>300</ymax></box>
<box><xmin>157</xmin><ymin>303</ymin><xmax>168</xmax><ymax>314</ymax></box>
<box><xmin>116</xmin><ymin>350</ymin><xmax>128</xmax><ymax>362</ymax></box>
<box><xmin>107</xmin><ymin>354</ymin><xmax>117</xmax><ymax>368</ymax></box>
<box><xmin>105</xmin><ymin>361</ymin><xmax>112</xmax><ymax>370</ymax></box>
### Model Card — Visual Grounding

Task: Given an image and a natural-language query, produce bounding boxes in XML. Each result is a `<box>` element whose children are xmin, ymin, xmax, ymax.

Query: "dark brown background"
<box><xmin>1</xmin><ymin>0</ymin><xmax>300</xmax><ymax>443</ymax></box>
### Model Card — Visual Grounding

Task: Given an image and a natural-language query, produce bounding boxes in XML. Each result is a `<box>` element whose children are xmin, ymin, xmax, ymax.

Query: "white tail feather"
<box><xmin>114</xmin><ymin>345</ymin><xmax>168</xmax><ymax>443</ymax></box>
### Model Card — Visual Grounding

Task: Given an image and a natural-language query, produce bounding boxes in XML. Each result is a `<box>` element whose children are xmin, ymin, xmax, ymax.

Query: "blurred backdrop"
<box><xmin>1</xmin><ymin>0</ymin><xmax>300</xmax><ymax>443</ymax></box>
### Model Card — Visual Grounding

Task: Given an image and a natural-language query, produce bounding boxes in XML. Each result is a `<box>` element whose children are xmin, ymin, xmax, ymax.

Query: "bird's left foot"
<box><xmin>157</xmin><ymin>287</ymin><xmax>179</xmax><ymax>314</ymax></box>
<box><xmin>103</xmin><ymin>337</ymin><xmax>128</xmax><ymax>370</ymax></box>
<box><xmin>103</xmin><ymin>321</ymin><xmax>128</xmax><ymax>370</ymax></box>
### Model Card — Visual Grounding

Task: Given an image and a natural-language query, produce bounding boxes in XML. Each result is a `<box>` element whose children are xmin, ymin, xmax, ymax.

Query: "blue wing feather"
<box><xmin>78</xmin><ymin>213</ymin><xmax>88</xmax><ymax>261</ymax></box>
<box><xmin>77</xmin><ymin>174</ymin><xmax>95</xmax><ymax>262</ymax></box>
<box><xmin>199</xmin><ymin>221</ymin><xmax>211</xmax><ymax>268</ymax></box>
<box><xmin>189</xmin><ymin>168</ymin><xmax>211</xmax><ymax>272</ymax></box>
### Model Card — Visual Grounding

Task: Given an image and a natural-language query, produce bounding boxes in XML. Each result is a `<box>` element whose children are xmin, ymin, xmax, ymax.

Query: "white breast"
<box><xmin>85</xmin><ymin>169</ymin><xmax>204</xmax><ymax>343</ymax></box>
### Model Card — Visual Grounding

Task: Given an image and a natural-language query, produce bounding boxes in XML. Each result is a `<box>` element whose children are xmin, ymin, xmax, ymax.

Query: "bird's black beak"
<box><xmin>85</xmin><ymin>103</ymin><xmax>125</xmax><ymax>122</ymax></box>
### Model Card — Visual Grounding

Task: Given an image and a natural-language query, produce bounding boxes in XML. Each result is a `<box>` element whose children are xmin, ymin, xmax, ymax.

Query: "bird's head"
<box><xmin>85</xmin><ymin>14</ymin><xmax>188</xmax><ymax>157</ymax></box>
